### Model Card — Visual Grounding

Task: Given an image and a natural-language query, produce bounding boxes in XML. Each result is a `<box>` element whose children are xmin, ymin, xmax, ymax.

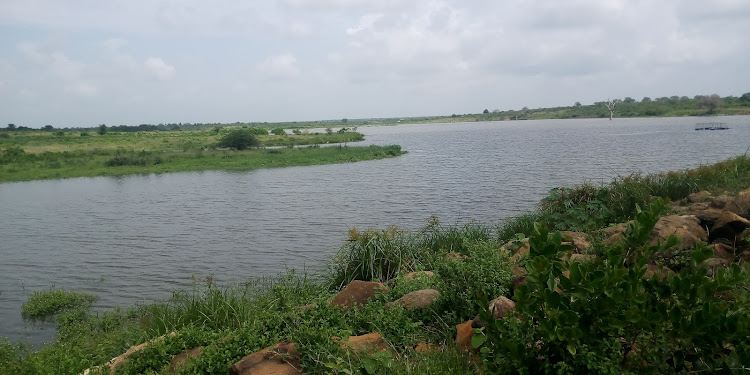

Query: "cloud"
<box><xmin>346</xmin><ymin>14</ymin><xmax>383</xmax><ymax>35</ymax></box>
<box><xmin>257</xmin><ymin>54</ymin><xmax>301</xmax><ymax>79</ymax></box>
<box><xmin>144</xmin><ymin>57</ymin><xmax>176</xmax><ymax>80</ymax></box>
<box><xmin>65</xmin><ymin>82</ymin><xmax>98</xmax><ymax>97</ymax></box>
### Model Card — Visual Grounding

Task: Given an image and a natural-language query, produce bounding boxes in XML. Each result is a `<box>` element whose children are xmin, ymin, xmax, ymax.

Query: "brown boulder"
<box><xmin>414</xmin><ymin>343</ymin><xmax>440</xmax><ymax>354</ymax></box>
<box><xmin>455</xmin><ymin>320</ymin><xmax>475</xmax><ymax>352</ymax></box>
<box><xmin>330</xmin><ymin>280</ymin><xmax>388</xmax><ymax>311</ymax></box>
<box><xmin>710</xmin><ymin>196</ymin><xmax>732</xmax><ymax>209</ymax></box>
<box><xmin>687</xmin><ymin>191</ymin><xmax>712</xmax><ymax>203</ymax></box>
<box><xmin>167</xmin><ymin>347</ymin><xmax>204</xmax><ymax>373</ymax></box>
<box><xmin>643</xmin><ymin>264</ymin><xmax>675</xmax><ymax>280</ymax></box>
<box><xmin>342</xmin><ymin>332</ymin><xmax>390</xmax><ymax>353</ymax></box>
<box><xmin>385</xmin><ymin>289</ymin><xmax>440</xmax><ymax>309</ymax></box>
<box><xmin>603</xmin><ymin>222</ymin><xmax>629</xmax><ymax>244</ymax></box>
<box><xmin>109</xmin><ymin>332</ymin><xmax>177</xmax><ymax>374</ymax></box>
<box><xmin>560</xmin><ymin>231</ymin><xmax>591</xmax><ymax>253</ymax></box>
<box><xmin>651</xmin><ymin>215</ymin><xmax>707</xmax><ymax>250</ymax></box>
<box><xmin>487</xmin><ymin>296</ymin><xmax>515</xmax><ymax>320</ymax></box>
<box><xmin>229</xmin><ymin>341</ymin><xmax>301</xmax><ymax>375</ymax></box>
<box><xmin>710</xmin><ymin>243</ymin><xmax>736</xmax><ymax>261</ymax></box>
<box><xmin>701</xmin><ymin>258</ymin><xmax>730</xmax><ymax>276</ymax></box>
<box><xmin>725</xmin><ymin>188</ymin><xmax>750</xmax><ymax>217</ymax></box>
<box><xmin>685</xmin><ymin>203</ymin><xmax>724</xmax><ymax>227</ymax></box>
<box><xmin>710</xmin><ymin>211</ymin><xmax>750</xmax><ymax>242</ymax></box>
<box><xmin>502</xmin><ymin>238</ymin><xmax>529</xmax><ymax>261</ymax></box>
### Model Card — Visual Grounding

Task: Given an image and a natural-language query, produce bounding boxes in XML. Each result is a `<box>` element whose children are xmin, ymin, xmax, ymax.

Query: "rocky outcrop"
<box><xmin>651</xmin><ymin>215</ymin><xmax>707</xmax><ymax>250</ymax></box>
<box><xmin>687</xmin><ymin>191</ymin><xmax>712</xmax><ymax>203</ymax></box>
<box><xmin>229</xmin><ymin>341</ymin><xmax>302</xmax><ymax>375</ymax></box>
<box><xmin>385</xmin><ymin>289</ymin><xmax>440</xmax><ymax>309</ymax></box>
<box><xmin>341</xmin><ymin>332</ymin><xmax>390</xmax><ymax>354</ymax></box>
<box><xmin>455</xmin><ymin>320</ymin><xmax>475</xmax><ymax>352</ymax></box>
<box><xmin>167</xmin><ymin>347</ymin><xmax>204</xmax><ymax>373</ymax></box>
<box><xmin>330</xmin><ymin>280</ymin><xmax>388</xmax><ymax>311</ymax></box>
<box><xmin>560</xmin><ymin>231</ymin><xmax>591</xmax><ymax>253</ymax></box>
<box><xmin>709</xmin><ymin>211</ymin><xmax>750</xmax><ymax>242</ymax></box>
<box><xmin>108</xmin><ymin>332</ymin><xmax>177</xmax><ymax>375</ymax></box>
<box><xmin>502</xmin><ymin>238</ymin><xmax>529</xmax><ymax>261</ymax></box>
<box><xmin>487</xmin><ymin>296</ymin><xmax>515</xmax><ymax>320</ymax></box>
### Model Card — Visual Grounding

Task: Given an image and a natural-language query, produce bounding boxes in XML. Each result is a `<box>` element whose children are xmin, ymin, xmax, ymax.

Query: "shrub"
<box><xmin>270</xmin><ymin>127</ymin><xmax>286</xmax><ymax>135</ymax></box>
<box><xmin>473</xmin><ymin>201</ymin><xmax>750</xmax><ymax>373</ymax></box>
<box><xmin>217</xmin><ymin>129</ymin><xmax>260</xmax><ymax>150</ymax></box>
<box><xmin>21</xmin><ymin>289</ymin><xmax>97</xmax><ymax>319</ymax></box>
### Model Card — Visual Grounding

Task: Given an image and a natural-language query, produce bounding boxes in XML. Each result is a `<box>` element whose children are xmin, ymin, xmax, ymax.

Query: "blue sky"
<box><xmin>1</xmin><ymin>0</ymin><xmax>749</xmax><ymax>128</ymax></box>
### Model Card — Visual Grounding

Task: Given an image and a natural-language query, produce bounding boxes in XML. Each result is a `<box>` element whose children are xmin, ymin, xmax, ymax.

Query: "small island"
<box><xmin>0</xmin><ymin>126</ymin><xmax>405</xmax><ymax>183</ymax></box>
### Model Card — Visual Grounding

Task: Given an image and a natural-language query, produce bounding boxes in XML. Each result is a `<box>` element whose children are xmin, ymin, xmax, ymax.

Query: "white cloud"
<box><xmin>65</xmin><ymin>82</ymin><xmax>99</xmax><ymax>97</ymax></box>
<box><xmin>144</xmin><ymin>57</ymin><xmax>176</xmax><ymax>80</ymax></box>
<box><xmin>257</xmin><ymin>54</ymin><xmax>301</xmax><ymax>79</ymax></box>
<box><xmin>346</xmin><ymin>13</ymin><xmax>383</xmax><ymax>35</ymax></box>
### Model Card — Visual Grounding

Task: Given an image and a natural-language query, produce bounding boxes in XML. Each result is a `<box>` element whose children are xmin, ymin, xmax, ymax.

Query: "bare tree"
<box><xmin>604</xmin><ymin>98</ymin><xmax>620</xmax><ymax>120</ymax></box>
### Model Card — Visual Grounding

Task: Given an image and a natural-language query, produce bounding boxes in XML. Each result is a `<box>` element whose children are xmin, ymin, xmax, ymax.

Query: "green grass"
<box><xmin>0</xmin><ymin>144</ymin><xmax>405</xmax><ymax>183</ymax></box>
<box><xmin>21</xmin><ymin>289</ymin><xmax>97</xmax><ymax>320</ymax></box>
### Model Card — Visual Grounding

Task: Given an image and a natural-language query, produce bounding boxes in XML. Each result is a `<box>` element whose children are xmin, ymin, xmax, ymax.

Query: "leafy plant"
<box><xmin>21</xmin><ymin>289</ymin><xmax>97</xmax><ymax>320</ymax></box>
<box><xmin>217</xmin><ymin>129</ymin><xmax>260</xmax><ymax>150</ymax></box>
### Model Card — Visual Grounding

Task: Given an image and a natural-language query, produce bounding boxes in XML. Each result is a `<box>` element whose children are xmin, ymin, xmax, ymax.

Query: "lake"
<box><xmin>1</xmin><ymin>116</ymin><xmax>749</xmax><ymax>344</ymax></box>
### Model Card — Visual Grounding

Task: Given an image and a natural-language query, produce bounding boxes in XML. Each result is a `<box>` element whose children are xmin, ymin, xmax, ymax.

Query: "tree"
<box><xmin>43</xmin><ymin>125</ymin><xmax>54</xmax><ymax>131</ymax></box>
<box><xmin>341</xmin><ymin>118</ymin><xmax>348</xmax><ymax>123</ymax></box>
<box><xmin>641</xmin><ymin>97</ymin><xmax>652</xmax><ymax>102</ymax></box>
<box><xmin>98</xmin><ymin>124</ymin><xmax>107</xmax><ymax>135</ymax></box>
<box><xmin>740</xmin><ymin>92</ymin><xmax>750</xmax><ymax>104</ymax></box>
<box><xmin>483</xmin><ymin>109</ymin><xmax>489</xmax><ymax>114</ymax></box>
<box><xmin>326</xmin><ymin>127</ymin><xmax>333</xmax><ymax>135</ymax></box>
<box><xmin>698</xmin><ymin>94</ymin><xmax>722</xmax><ymax>114</ymax></box>
<box><xmin>218</xmin><ymin>129</ymin><xmax>260</xmax><ymax>150</ymax></box>
<box><xmin>7</xmin><ymin>124</ymin><xmax>16</xmax><ymax>130</ymax></box>
<box><xmin>623</xmin><ymin>97</ymin><xmax>635</xmax><ymax>103</ymax></box>
<box><xmin>574</xmin><ymin>102</ymin><xmax>582</xmax><ymax>107</ymax></box>
<box><xmin>270</xmin><ymin>127</ymin><xmax>286</xmax><ymax>136</ymax></box>
<box><xmin>604</xmin><ymin>98</ymin><xmax>621</xmax><ymax>120</ymax></box>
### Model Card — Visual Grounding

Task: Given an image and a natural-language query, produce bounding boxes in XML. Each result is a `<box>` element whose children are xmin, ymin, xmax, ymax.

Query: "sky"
<box><xmin>1</xmin><ymin>0</ymin><xmax>749</xmax><ymax>128</ymax></box>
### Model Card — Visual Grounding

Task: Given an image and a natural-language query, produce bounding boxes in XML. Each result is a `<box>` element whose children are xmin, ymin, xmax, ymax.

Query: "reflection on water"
<box><xmin>1</xmin><ymin>116</ymin><xmax>749</xmax><ymax>344</ymax></box>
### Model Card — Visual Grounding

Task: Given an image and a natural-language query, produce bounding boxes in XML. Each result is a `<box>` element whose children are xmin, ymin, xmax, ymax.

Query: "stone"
<box><xmin>602</xmin><ymin>222</ymin><xmax>629</xmax><ymax>245</ymax></box>
<box><xmin>566</xmin><ymin>254</ymin><xmax>597</xmax><ymax>264</ymax></box>
<box><xmin>455</xmin><ymin>320</ymin><xmax>475</xmax><ymax>352</ymax></box>
<box><xmin>445</xmin><ymin>252</ymin><xmax>467</xmax><ymax>261</ymax></box>
<box><xmin>487</xmin><ymin>296</ymin><xmax>515</xmax><ymax>320</ymax></box>
<box><xmin>404</xmin><ymin>271</ymin><xmax>434</xmax><ymax>280</ymax></box>
<box><xmin>710</xmin><ymin>211</ymin><xmax>750</xmax><ymax>242</ymax></box>
<box><xmin>385</xmin><ymin>289</ymin><xmax>440</xmax><ymax>309</ymax></box>
<box><xmin>710</xmin><ymin>196</ymin><xmax>732</xmax><ymax>209</ymax></box>
<box><xmin>330</xmin><ymin>280</ymin><xmax>388</xmax><ymax>311</ymax></box>
<box><xmin>414</xmin><ymin>343</ymin><xmax>439</xmax><ymax>354</ymax></box>
<box><xmin>701</xmin><ymin>258</ymin><xmax>730</xmax><ymax>276</ymax></box>
<box><xmin>109</xmin><ymin>332</ymin><xmax>177</xmax><ymax>375</ymax></box>
<box><xmin>560</xmin><ymin>231</ymin><xmax>591</xmax><ymax>253</ymax></box>
<box><xmin>650</xmin><ymin>215</ymin><xmax>707</xmax><ymax>250</ymax></box>
<box><xmin>643</xmin><ymin>264</ymin><xmax>675</xmax><ymax>280</ymax></box>
<box><xmin>687</xmin><ymin>191</ymin><xmax>712</xmax><ymax>203</ymax></box>
<box><xmin>709</xmin><ymin>243</ymin><xmax>736</xmax><ymax>261</ymax></box>
<box><xmin>686</xmin><ymin>203</ymin><xmax>724</xmax><ymax>227</ymax></box>
<box><xmin>501</xmin><ymin>238</ymin><xmax>529</xmax><ymax>261</ymax></box>
<box><xmin>229</xmin><ymin>341</ymin><xmax>301</xmax><ymax>375</ymax></box>
<box><xmin>725</xmin><ymin>188</ymin><xmax>750</xmax><ymax>217</ymax></box>
<box><xmin>342</xmin><ymin>332</ymin><xmax>390</xmax><ymax>353</ymax></box>
<box><xmin>167</xmin><ymin>347</ymin><xmax>204</xmax><ymax>373</ymax></box>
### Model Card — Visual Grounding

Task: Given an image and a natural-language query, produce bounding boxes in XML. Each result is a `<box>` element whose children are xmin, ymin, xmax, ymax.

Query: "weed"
<box><xmin>21</xmin><ymin>289</ymin><xmax>97</xmax><ymax>320</ymax></box>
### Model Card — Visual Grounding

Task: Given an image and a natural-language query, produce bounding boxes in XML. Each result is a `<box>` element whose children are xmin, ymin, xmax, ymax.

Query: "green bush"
<box><xmin>270</xmin><ymin>127</ymin><xmax>286</xmax><ymax>135</ymax></box>
<box><xmin>473</xmin><ymin>201</ymin><xmax>750</xmax><ymax>374</ymax></box>
<box><xmin>21</xmin><ymin>289</ymin><xmax>97</xmax><ymax>319</ymax></box>
<box><xmin>217</xmin><ymin>129</ymin><xmax>260</xmax><ymax>150</ymax></box>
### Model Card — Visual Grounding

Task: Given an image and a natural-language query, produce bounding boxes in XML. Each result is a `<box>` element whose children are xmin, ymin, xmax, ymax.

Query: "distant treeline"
<box><xmin>4</xmin><ymin>92</ymin><xmax>750</xmax><ymax>132</ymax></box>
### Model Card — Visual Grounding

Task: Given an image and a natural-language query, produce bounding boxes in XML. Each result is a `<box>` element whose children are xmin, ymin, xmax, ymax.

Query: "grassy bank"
<box><xmin>0</xmin><ymin>128</ymin><xmax>399</xmax><ymax>183</ymax></box>
<box><xmin>2</xmin><ymin>155</ymin><xmax>749</xmax><ymax>374</ymax></box>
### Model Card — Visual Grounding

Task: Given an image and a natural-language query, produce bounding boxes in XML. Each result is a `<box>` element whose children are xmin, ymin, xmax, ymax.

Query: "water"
<box><xmin>1</xmin><ymin>116</ymin><xmax>749</xmax><ymax>344</ymax></box>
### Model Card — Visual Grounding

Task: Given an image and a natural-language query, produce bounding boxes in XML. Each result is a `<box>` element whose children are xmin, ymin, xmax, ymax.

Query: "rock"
<box><xmin>229</xmin><ymin>341</ymin><xmax>301</xmax><ymax>375</ymax></box>
<box><xmin>725</xmin><ymin>188</ymin><xmax>750</xmax><ymax>217</ymax></box>
<box><xmin>167</xmin><ymin>347</ymin><xmax>204</xmax><ymax>373</ymax></box>
<box><xmin>686</xmin><ymin>203</ymin><xmax>724</xmax><ymax>227</ymax></box>
<box><xmin>710</xmin><ymin>196</ymin><xmax>732</xmax><ymax>209</ymax></box>
<box><xmin>710</xmin><ymin>211</ymin><xmax>750</xmax><ymax>242</ymax></box>
<box><xmin>386</xmin><ymin>289</ymin><xmax>440</xmax><ymax>309</ymax></box>
<box><xmin>487</xmin><ymin>296</ymin><xmax>515</xmax><ymax>320</ymax></box>
<box><xmin>643</xmin><ymin>264</ymin><xmax>675</xmax><ymax>280</ymax></box>
<box><xmin>511</xmin><ymin>264</ymin><xmax>527</xmax><ymax>291</ymax></box>
<box><xmin>330</xmin><ymin>280</ymin><xmax>388</xmax><ymax>311</ymax></box>
<box><xmin>404</xmin><ymin>271</ymin><xmax>434</xmax><ymax>280</ymax></box>
<box><xmin>602</xmin><ymin>222</ymin><xmax>629</xmax><ymax>244</ymax></box>
<box><xmin>501</xmin><ymin>238</ymin><xmax>529</xmax><ymax>261</ymax></box>
<box><xmin>709</xmin><ymin>243</ymin><xmax>736</xmax><ymax>261</ymax></box>
<box><xmin>342</xmin><ymin>332</ymin><xmax>390</xmax><ymax>353</ymax></box>
<box><xmin>560</xmin><ymin>231</ymin><xmax>591</xmax><ymax>253</ymax></box>
<box><xmin>566</xmin><ymin>254</ymin><xmax>597</xmax><ymax>264</ymax></box>
<box><xmin>455</xmin><ymin>320</ymin><xmax>475</xmax><ymax>352</ymax></box>
<box><xmin>651</xmin><ymin>215</ymin><xmax>707</xmax><ymax>250</ymax></box>
<box><xmin>701</xmin><ymin>258</ymin><xmax>730</xmax><ymax>276</ymax></box>
<box><xmin>687</xmin><ymin>191</ymin><xmax>712</xmax><ymax>203</ymax></box>
<box><xmin>109</xmin><ymin>332</ymin><xmax>177</xmax><ymax>374</ymax></box>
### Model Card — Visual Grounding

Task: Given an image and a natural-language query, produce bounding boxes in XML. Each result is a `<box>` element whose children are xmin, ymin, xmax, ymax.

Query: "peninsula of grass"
<box><xmin>2</xmin><ymin>155</ymin><xmax>749</xmax><ymax>375</ymax></box>
<box><xmin>0</xmin><ymin>129</ymin><xmax>401</xmax><ymax>183</ymax></box>
<box><xmin>21</xmin><ymin>289</ymin><xmax>97</xmax><ymax>320</ymax></box>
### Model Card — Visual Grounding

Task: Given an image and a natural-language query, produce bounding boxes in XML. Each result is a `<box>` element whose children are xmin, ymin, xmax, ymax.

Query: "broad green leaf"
<box><xmin>567</xmin><ymin>342</ymin><xmax>577</xmax><ymax>355</ymax></box>
<box><xmin>471</xmin><ymin>332</ymin><xmax>487</xmax><ymax>348</ymax></box>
